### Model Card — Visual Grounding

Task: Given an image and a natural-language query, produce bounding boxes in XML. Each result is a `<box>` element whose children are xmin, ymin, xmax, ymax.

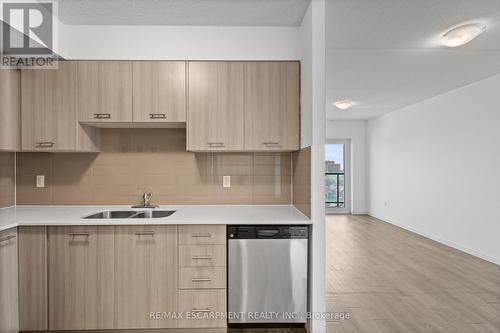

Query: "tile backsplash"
<box><xmin>16</xmin><ymin>129</ymin><xmax>292</xmax><ymax>205</ymax></box>
<box><xmin>0</xmin><ymin>153</ymin><xmax>15</xmax><ymax>208</ymax></box>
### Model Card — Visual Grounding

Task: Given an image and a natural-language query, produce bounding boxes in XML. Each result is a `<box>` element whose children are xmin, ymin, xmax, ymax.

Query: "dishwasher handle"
<box><xmin>256</xmin><ymin>229</ymin><xmax>280</xmax><ymax>238</ymax></box>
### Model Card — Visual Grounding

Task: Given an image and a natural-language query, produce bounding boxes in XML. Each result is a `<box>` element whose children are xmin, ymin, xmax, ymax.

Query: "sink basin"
<box><xmin>84</xmin><ymin>210</ymin><xmax>138</xmax><ymax>219</ymax></box>
<box><xmin>130</xmin><ymin>210</ymin><xmax>176</xmax><ymax>219</ymax></box>
<box><xmin>83</xmin><ymin>210</ymin><xmax>176</xmax><ymax>219</ymax></box>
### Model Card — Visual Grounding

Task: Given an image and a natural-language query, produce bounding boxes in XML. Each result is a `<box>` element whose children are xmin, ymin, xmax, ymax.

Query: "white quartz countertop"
<box><xmin>0</xmin><ymin>205</ymin><xmax>311</xmax><ymax>232</ymax></box>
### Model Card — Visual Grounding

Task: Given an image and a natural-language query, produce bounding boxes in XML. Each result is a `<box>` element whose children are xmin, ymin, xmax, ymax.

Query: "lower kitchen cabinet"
<box><xmin>18</xmin><ymin>227</ymin><xmax>48</xmax><ymax>331</ymax></box>
<box><xmin>114</xmin><ymin>225</ymin><xmax>178</xmax><ymax>329</ymax></box>
<box><xmin>0</xmin><ymin>228</ymin><xmax>18</xmax><ymax>333</ymax></box>
<box><xmin>48</xmin><ymin>226</ymin><xmax>115</xmax><ymax>330</ymax></box>
<box><xmin>2</xmin><ymin>224</ymin><xmax>226</xmax><ymax>332</ymax></box>
<box><xmin>0</xmin><ymin>227</ymin><xmax>47</xmax><ymax>333</ymax></box>
<box><xmin>178</xmin><ymin>289</ymin><xmax>227</xmax><ymax>328</ymax></box>
<box><xmin>178</xmin><ymin>225</ymin><xmax>227</xmax><ymax>329</ymax></box>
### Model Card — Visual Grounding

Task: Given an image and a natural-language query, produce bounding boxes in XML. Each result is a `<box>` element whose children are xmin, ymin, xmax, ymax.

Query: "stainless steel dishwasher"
<box><xmin>228</xmin><ymin>225</ymin><xmax>308</xmax><ymax>324</ymax></box>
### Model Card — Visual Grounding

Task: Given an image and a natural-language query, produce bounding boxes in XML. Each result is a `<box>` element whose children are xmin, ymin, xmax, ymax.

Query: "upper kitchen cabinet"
<box><xmin>244</xmin><ymin>61</ymin><xmax>300</xmax><ymax>151</ymax></box>
<box><xmin>21</xmin><ymin>61</ymin><xmax>99</xmax><ymax>152</ymax></box>
<box><xmin>187</xmin><ymin>62</ymin><xmax>245</xmax><ymax>151</ymax></box>
<box><xmin>77</xmin><ymin>61</ymin><xmax>133</xmax><ymax>123</ymax></box>
<box><xmin>0</xmin><ymin>69</ymin><xmax>20</xmax><ymax>151</ymax></box>
<box><xmin>133</xmin><ymin>61</ymin><xmax>186</xmax><ymax>123</ymax></box>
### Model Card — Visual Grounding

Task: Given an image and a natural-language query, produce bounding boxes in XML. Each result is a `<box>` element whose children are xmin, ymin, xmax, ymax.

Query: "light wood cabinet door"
<box><xmin>187</xmin><ymin>62</ymin><xmax>244</xmax><ymax>151</ymax></box>
<box><xmin>0</xmin><ymin>229</ymin><xmax>19</xmax><ymax>333</ymax></box>
<box><xmin>21</xmin><ymin>61</ymin><xmax>79</xmax><ymax>151</ymax></box>
<box><xmin>114</xmin><ymin>225</ymin><xmax>178</xmax><ymax>329</ymax></box>
<box><xmin>244</xmin><ymin>61</ymin><xmax>300</xmax><ymax>151</ymax></box>
<box><xmin>179</xmin><ymin>267</ymin><xmax>226</xmax><ymax>289</ymax></box>
<box><xmin>133</xmin><ymin>61</ymin><xmax>186</xmax><ymax>122</ymax></box>
<box><xmin>77</xmin><ymin>61</ymin><xmax>133</xmax><ymax>122</ymax></box>
<box><xmin>48</xmin><ymin>226</ymin><xmax>115</xmax><ymax>330</ymax></box>
<box><xmin>18</xmin><ymin>227</ymin><xmax>47</xmax><ymax>331</ymax></box>
<box><xmin>179</xmin><ymin>245</ymin><xmax>226</xmax><ymax>267</ymax></box>
<box><xmin>0</xmin><ymin>69</ymin><xmax>20</xmax><ymax>151</ymax></box>
<box><xmin>178</xmin><ymin>224</ymin><xmax>226</xmax><ymax>245</ymax></box>
<box><xmin>178</xmin><ymin>290</ymin><xmax>226</xmax><ymax>328</ymax></box>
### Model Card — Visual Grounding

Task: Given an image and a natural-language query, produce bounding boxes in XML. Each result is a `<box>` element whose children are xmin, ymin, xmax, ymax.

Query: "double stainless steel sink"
<box><xmin>83</xmin><ymin>210</ymin><xmax>175</xmax><ymax>219</ymax></box>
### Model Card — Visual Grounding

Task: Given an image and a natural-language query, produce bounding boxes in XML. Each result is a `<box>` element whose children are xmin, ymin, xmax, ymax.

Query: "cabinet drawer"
<box><xmin>179</xmin><ymin>225</ymin><xmax>226</xmax><ymax>245</ymax></box>
<box><xmin>179</xmin><ymin>245</ymin><xmax>225</xmax><ymax>267</ymax></box>
<box><xmin>178</xmin><ymin>289</ymin><xmax>226</xmax><ymax>328</ymax></box>
<box><xmin>179</xmin><ymin>267</ymin><xmax>226</xmax><ymax>289</ymax></box>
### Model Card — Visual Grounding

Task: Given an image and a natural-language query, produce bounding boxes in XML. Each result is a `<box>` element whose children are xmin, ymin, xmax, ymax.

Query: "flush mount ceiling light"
<box><xmin>334</xmin><ymin>100</ymin><xmax>353</xmax><ymax>110</ymax></box>
<box><xmin>440</xmin><ymin>23</ymin><xmax>486</xmax><ymax>47</ymax></box>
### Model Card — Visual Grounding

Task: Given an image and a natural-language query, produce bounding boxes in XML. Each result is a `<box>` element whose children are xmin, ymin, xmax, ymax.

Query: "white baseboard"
<box><xmin>369</xmin><ymin>213</ymin><xmax>500</xmax><ymax>266</ymax></box>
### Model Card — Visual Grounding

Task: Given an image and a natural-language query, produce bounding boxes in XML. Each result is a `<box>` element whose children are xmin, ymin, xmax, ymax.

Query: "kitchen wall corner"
<box><xmin>292</xmin><ymin>146</ymin><xmax>311</xmax><ymax>218</ymax></box>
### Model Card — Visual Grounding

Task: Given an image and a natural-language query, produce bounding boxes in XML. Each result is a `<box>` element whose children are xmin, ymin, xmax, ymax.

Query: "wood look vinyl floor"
<box><xmin>326</xmin><ymin>215</ymin><xmax>500</xmax><ymax>333</ymax></box>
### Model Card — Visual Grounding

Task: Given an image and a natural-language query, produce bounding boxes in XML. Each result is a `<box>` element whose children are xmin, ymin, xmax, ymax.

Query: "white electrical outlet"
<box><xmin>36</xmin><ymin>175</ymin><xmax>45</xmax><ymax>188</ymax></box>
<box><xmin>223</xmin><ymin>176</ymin><xmax>231</xmax><ymax>188</ymax></box>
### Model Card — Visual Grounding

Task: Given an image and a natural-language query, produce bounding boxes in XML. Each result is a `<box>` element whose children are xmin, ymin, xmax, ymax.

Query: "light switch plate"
<box><xmin>223</xmin><ymin>176</ymin><xmax>231</xmax><ymax>188</ymax></box>
<box><xmin>36</xmin><ymin>175</ymin><xmax>45</xmax><ymax>188</ymax></box>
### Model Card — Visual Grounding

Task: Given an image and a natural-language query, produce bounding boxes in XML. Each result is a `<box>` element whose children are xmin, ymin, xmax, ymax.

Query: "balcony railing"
<box><xmin>325</xmin><ymin>172</ymin><xmax>345</xmax><ymax>208</ymax></box>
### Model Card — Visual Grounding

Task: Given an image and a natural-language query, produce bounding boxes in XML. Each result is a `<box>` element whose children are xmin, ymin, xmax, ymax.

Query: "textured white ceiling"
<box><xmin>58</xmin><ymin>0</ymin><xmax>310</xmax><ymax>26</ymax></box>
<box><xmin>326</xmin><ymin>0</ymin><xmax>500</xmax><ymax>120</ymax></box>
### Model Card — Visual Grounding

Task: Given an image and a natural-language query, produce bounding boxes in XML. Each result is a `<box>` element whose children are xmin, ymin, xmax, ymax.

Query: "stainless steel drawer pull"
<box><xmin>192</xmin><ymin>233</ymin><xmax>212</xmax><ymax>238</ymax></box>
<box><xmin>191</xmin><ymin>309</ymin><xmax>211</xmax><ymax>313</ymax></box>
<box><xmin>207</xmin><ymin>142</ymin><xmax>225</xmax><ymax>147</ymax></box>
<box><xmin>192</xmin><ymin>256</ymin><xmax>212</xmax><ymax>260</ymax></box>
<box><xmin>0</xmin><ymin>235</ymin><xmax>16</xmax><ymax>243</ymax></box>
<box><xmin>135</xmin><ymin>231</ymin><xmax>155</xmax><ymax>236</ymax></box>
<box><xmin>149</xmin><ymin>113</ymin><xmax>166</xmax><ymax>119</ymax></box>
<box><xmin>68</xmin><ymin>232</ymin><xmax>90</xmax><ymax>237</ymax></box>
<box><xmin>35</xmin><ymin>141</ymin><xmax>55</xmax><ymax>148</ymax></box>
<box><xmin>263</xmin><ymin>142</ymin><xmax>280</xmax><ymax>146</ymax></box>
<box><xmin>94</xmin><ymin>113</ymin><xmax>111</xmax><ymax>119</ymax></box>
<box><xmin>191</xmin><ymin>277</ymin><xmax>212</xmax><ymax>282</ymax></box>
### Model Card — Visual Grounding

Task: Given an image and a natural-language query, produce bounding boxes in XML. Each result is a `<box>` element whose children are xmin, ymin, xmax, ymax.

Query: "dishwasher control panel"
<box><xmin>228</xmin><ymin>225</ymin><xmax>309</xmax><ymax>239</ymax></box>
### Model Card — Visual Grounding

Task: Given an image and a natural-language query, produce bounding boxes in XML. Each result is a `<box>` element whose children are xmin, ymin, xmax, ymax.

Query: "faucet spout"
<box><xmin>132</xmin><ymin>192</ymin><xmax>159</xmax><ymax>209</ymax></box>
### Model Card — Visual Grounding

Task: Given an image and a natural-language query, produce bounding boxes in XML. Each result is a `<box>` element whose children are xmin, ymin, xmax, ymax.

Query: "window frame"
<box><xmin>325</xmin><ymin>139</ymin><xmax>351</xmax><ymax>214</ymax></box>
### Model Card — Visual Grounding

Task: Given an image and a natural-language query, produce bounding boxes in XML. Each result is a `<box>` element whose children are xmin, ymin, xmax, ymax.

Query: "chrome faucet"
<box><xmin>132</xmin><ymin>192</ymin><xmax>159</xmax><ymax>208</ymax></box>
<box><xmin>143</xmin><ymin>192</ymin><xmax>152</xmax><ymax>206</ymax></box>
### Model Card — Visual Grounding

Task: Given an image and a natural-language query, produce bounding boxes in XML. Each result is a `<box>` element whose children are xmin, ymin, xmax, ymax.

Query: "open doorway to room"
<box><xmin>325</xmin><ymin>139</ymin><xmax>351</xmax><ymax>214</ymax></box>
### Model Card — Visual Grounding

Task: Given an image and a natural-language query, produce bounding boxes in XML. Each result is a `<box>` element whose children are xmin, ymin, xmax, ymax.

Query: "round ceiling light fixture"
<box><xmin>334</xmin><ymin>100</ymin><xmax>353</xmax><ymax>110</ymax></box>
<box><xmin>440</xmin><ymin>23</ymin><xmax>486</xmax><ymax>47</ymax></box>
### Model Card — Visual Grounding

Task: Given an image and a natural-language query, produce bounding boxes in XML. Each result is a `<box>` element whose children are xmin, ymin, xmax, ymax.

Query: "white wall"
<box><xmin>301</xmin><ymin>1</ymin><xmax>326</xmax><ymax>332</ymax></box>
<box><xmin>61</xmin><ymin>25</ymin><xmax>300</xmax><ymax>60</ymax></box>
<box><xmin>326</xmin><ymin>120</ymin><xmax>367</xmax><ymax>214</ymax></box>
<box><xmin>299</xmin><ymin>6</ymin><xmax>313</xmax><ymax>148</ymax></box>
<box><xmin>367</xmin><ymin>73</ymin><xmax>500</xmax><ymax>265</ymax></box>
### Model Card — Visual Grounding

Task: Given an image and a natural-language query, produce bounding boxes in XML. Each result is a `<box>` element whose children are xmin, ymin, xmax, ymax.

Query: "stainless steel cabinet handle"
<box><xmin>35</xmin><ymin>141</ymin><xmax>55</xmax><ymax>148</ymax></box>
<box><xmin>149</xmin><ymin>113</ymin><xmax>166</xmax><ymax>119</ymax></box>
<box><xmin>68</xmin><ymin>232</ymin><xmax>90</xmax><ymax>237</ymax></box>
<box><xmin>191</xmin><ymin>309</ymin><xmax>211</xmax><ymax>313</ymax></box>
<box><xmin>207</xmin><ymin>142</ymin><xmax>225</xmax><ymax>147</ymax></box>
<box><xmin>191</xmin><ymin>277</ymin><xmax>212</xmax><ymax>282</ymax></box>
<box><xmin>191</xmin><ymin>256</ymin><xmax>212</xmax><ymax>260</ymax></box>
<box><xmin>94</xmin><ymin>113</ymin><xmax>111</xmax><ymax>119</ymax></box>
<box><xmin>263</xmin><ymin>142</ymin><xmax>280</xmax><ymax>146</ymax></box>
<box><xmin>192</xmin><ymin>233</ymin><xmax>212</xmax><ymax>238</ymax></box>
<box><xmin>0</xmin><ymin>235</ymin><xmax>16</xmax><ymax>243</ymax></box>
<box><xmin>135</xmin><ymin>231</ymin><xmax>155</xmax><ymax>236</ymax></box>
